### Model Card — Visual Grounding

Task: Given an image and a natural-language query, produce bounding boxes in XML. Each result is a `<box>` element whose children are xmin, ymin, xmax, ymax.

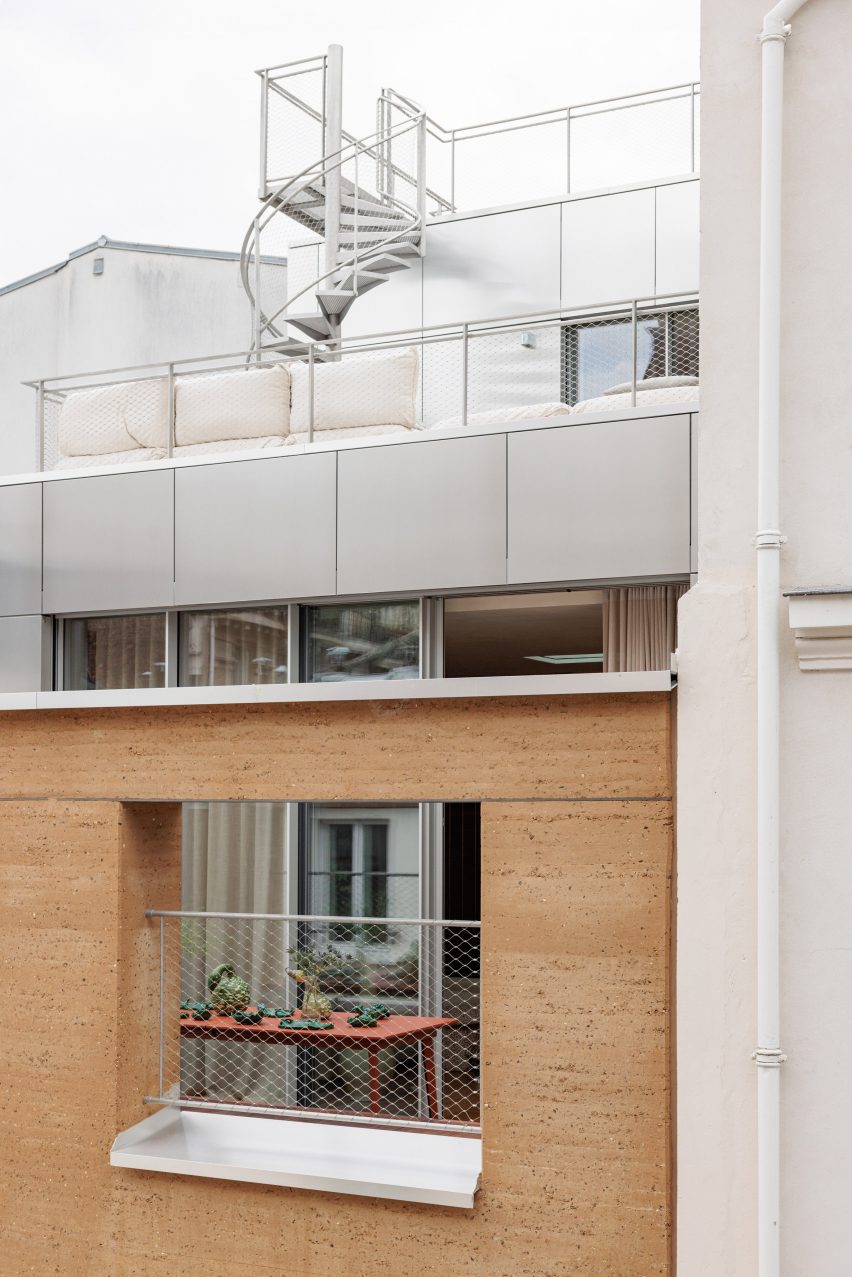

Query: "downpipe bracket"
<box><xmin>752</xmin><ymin>1046</ymin><xmax>788</xmax><ymax>1069</ymax></box>
<box><xmin>753</xmin><ymin>529</ymin><xmax>788</xmax><ymax>550</ymax></box>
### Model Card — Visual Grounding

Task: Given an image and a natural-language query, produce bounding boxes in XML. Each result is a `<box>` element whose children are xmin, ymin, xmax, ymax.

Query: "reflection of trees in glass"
<box><xmin>306</xmin><ymin>601</ymin><xmax>420</xmax><ymax>681</ymax></box>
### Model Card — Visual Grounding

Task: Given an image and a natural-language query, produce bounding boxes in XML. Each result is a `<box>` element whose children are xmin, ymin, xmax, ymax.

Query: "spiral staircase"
<box><xmin>240</xmin><ymin>49</ymin><xmax>439</xmax><ymax>357</ymax></box>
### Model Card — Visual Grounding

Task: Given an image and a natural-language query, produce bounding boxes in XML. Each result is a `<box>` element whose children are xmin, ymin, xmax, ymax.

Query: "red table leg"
<box><xmin>422</xmin><ymin>1034</ymin><xmax>439</xmax><ymax>1120</ymax></box>
<box><xmin>368</xmin><ymin>1045</ymin><xmax>381</xmax><ymax>1115</ymax></box>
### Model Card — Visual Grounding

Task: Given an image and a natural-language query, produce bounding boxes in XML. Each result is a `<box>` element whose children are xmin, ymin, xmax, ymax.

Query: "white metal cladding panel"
<box><xmin>0</xmin><ymin>615</ymin><xmax>49</xmax><ymax>692</ymax></box>
<box><xmin>561</xmin><ymin>188</ymin><xmax>656</xmax><ymax>308</ymax></box>
<box><xmin>174</xmin><ymin>452</ymin><xmax>337</xmax><ymax>607</ymax></box>
<box><xmin>655</xmin><ymin>180</ymin><xmax>700</xmax><ymax>296</ymax></box>
<box><xmin>0</xmin><ymin>482</ymin><xmax>42</xmax><ymax>616</ymax></box>
<box><xmin>422</xmin><ymin>205</ymin><xmax>561</xmax><ymax>328</ymax></box>
<box><xmin>43</xmin><ymin>469</ymin><xmax>175</xmax><ymax>614</ymax></box>
<box><xmin>337</xmin><ymin>434</ymin><xmax>507</xmax><ymax>595</ymax></box>
<box><xmin>507</xmin><ymin>414</ymin><xmax>692</xmax><ymax>583</ymax></box>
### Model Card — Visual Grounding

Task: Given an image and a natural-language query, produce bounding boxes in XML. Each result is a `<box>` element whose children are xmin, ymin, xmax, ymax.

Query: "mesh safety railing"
<box><xmin>381</xmin><ymin>82</ymin><xmax>699</xmax><ymax>212</ymax></box>
<box><xmin>146</xmin><ymin>911</ymin><xmax>481</xmax><ymax>1134</ymax></box>
<box><xmin>28</xmin><ymin>294</ymin><xmax>698</xmax><ymax>470</ymax></box>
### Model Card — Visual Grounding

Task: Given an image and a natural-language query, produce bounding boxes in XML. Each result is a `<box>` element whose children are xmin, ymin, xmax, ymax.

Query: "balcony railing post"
<box><xmin>690</xmin><ymin>82</ymin><xmax>696</xmax><ymax>173</ymax></box>
<box><xmin>461</xmin><ymin>323</ymin><xmax>469</xmax><ymax>426</ymax></box>
<box><xmin>631</xmin><ymin>301</ymin><xmax>638</xmax><ymax>407</ymax></box>
<box><xmin>253</xmin><ymin>217</ymin><xmax>262</xmax><ymax>358</ymax></box>
<box><xmin>308</xmin><ymin>343</ymin><xmax>315</xmax><ymax>443</ymax></box>
<box><xmin>259</xmin><ymin>69</ymin><xmax>269</xmax><ymax>199</ymax></box>
<box><xmin>450</xmin><ymin>131</ymin><xmax>457</xmax><ymax>212</ymax></box>
<box><xmin>566</xmin><ymin>107</ymin><xmax>572</xmax><ymax>193</ymax></box>
<box><xmin>167</xmin><ymin>364</ymin><xmax>175</xmax><ymax>457</ymax></box>
<box><xmin>417</xmin><ymin>113</ymin><xmax>427</xmax><ymax>231</ymax></box>
<box><xmin>35</xmin><ymin>380</ymin><xmax>45</xmax><ymax>472</ymax></box>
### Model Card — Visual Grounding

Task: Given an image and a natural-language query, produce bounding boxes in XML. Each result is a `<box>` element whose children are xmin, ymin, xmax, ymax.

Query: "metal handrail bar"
<box><xmin>384</xmin><ymin>80</ymin><xmax>699</xmax><ymax>141</ymax></box>
<box><xmin>255</xmin><ymin>55</ymin><xmax>327</xmax><ymax>76</ymax></box>
<box><xmin>568</xmin><ymin>87</ymin><xmax>700</xmax><ymax>122</ymax></box>
<box><xmin>146</xmin><ymin>909</ymin><xmax>481</xmax><ymax>926</ymax></box>
<box><xmin>25</xmin><ymin>291</ymin><xmax>698</xmax><ymax>389</ymax></box>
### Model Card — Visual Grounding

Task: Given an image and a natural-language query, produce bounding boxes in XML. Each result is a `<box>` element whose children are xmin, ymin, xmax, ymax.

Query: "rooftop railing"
<box><xmin>28</xmin><ymin>293</ymin><xmax>698</xmax><ymax>473</ymax></box>
<box><xmin>381</xmin><ymin>81</ymin><xmax>700</xmax><ymax>213</ymax></box>
<box><xmin>261</xmin><ymin>56</ymin><xmax>698</xmax><ymax>217</ymax></box>
<box><xmin>145</xmin><ymin>910</ymin><xmax>481</xmax><ymax>1134</ymax></box>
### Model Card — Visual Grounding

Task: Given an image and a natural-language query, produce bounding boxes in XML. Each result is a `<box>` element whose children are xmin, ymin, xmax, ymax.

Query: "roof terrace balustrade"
<box><xmin>27</xmin><ymin>294</ymin><xmax>698</xmax><ymax>472</ymax></box>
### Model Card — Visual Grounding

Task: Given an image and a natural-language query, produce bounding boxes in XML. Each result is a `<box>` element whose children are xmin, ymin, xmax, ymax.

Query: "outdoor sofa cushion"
<box><xmin>58</xmin><ymin>377</ymin><xmax>169</xmax><ymax>455</ymax></box>
<box><xmin>172</xmin><ymin>436</ymin><xmax>288</xmax><ymax>457</ymax></box>
<box><xmin>289</xmin><ymin>346</ymin><xmax>419</xmax><ymax>433</ymax></box>
<box><xmin>174</xmin><ymin>365</ymin><xmax>291</xmax><ymax>446</ymax></box>
<box><xmin>286</xmin><ymin>423</ymin><xmax>412</xmax><ymax>446</ymax></box>
<box><xmin>431</xmin><ymin>402</ymin><xmax>573</xmax><ymax>431</ymax></box>
<box><xmin>54</xmin><ymin>447</ymin><xmax>166</xmax><ymax>470</ymax></box>
<box><xmin>573</xmin><ymin>384</ymin><xmax>700</xmax><ymax>413</ymax></box>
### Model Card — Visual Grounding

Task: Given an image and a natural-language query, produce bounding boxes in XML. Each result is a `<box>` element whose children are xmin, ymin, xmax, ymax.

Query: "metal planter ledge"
<box><xmin>111</xmin><ymin>1107</ymin><xmax>482</xmax><ymax>1208</ymax></box>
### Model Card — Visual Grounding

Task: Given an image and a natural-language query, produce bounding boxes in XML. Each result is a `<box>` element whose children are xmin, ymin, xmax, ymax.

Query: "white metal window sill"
<box><xmin>111</xmin><ymin>1107</ymin><xmax>481</xmax><ymax>1208</ymax></box>
<box><xmin>0</xmin><ymin>671</ymin><xmax>672</xmax><ymax>712</ymax></box>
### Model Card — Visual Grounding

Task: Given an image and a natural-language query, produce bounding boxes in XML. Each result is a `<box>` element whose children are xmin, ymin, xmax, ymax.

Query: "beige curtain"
<box><xmin>180</xmin><ymin>802</ymin><xmax>289</xmax><ymax>1105</ymax></box>
<box><xmin>86</xmin><ymin>614</ymin><xmax>166</xmax><ymax>688</ymax></box>
<box><xmin>602</xmin><ymin>584</ymin><xmax>687</xmax><ymax>673</ymax></box>
<box><xmin>181</xmin><ymin>610</ymin><xmax>289</xmax><ymax>685</ymax></box>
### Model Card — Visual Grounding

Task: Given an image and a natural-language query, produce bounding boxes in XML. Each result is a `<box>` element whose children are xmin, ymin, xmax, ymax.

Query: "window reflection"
<box><xmin>179</xmin><ymin>608</ymin><xmax>288</xmax><ymax>686</ymax></box>
<box><xmin>64</xmin><ymin>614</ymin><xmax>166</xmax><ymax>690</ymax></box>
<box><xmin>304</xmin><ymin>601</ymin><xmax>420</xmax><ymax>682</ymax></box>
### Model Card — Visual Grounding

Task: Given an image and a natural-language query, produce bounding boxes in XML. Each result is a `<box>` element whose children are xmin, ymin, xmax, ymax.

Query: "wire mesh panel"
<box><xmin>562</xmin><ymin>305</ymin><xmax>699</xmax><ymax>406</ymax></box>
<box><xmin>568</xmin><ymin>87</ymin><xmax>698</xmax><ymax>193</ymax></box>
<box><xmin>265</xmin><ymin>60</ymin><xmax>327</xmax><ymax>189</ymax></box>
<box><xmin>152</xmin><ymin>913</ymin><xmax>481</xmax><ymax>1132</ymax></box>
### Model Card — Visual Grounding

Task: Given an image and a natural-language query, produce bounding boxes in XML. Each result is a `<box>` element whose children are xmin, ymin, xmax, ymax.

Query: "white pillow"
<box><xmin>173</xmin><ymin>436</ymin><xmax>288</xmax><ymax>456</ymax></box>
<box><xmin>174</xmin><ymin>365</ymin><xmax>291</xmax><ymax>446</ymax></box>
<box><xmin>602</xmin><ymin>375</ymin><xmax>698</xmax><ymax>395</ymax></box>
<box><xmin>290</xmin><ymin>347</ymin><xmax>419</xmax><ymax>433</ymax></box>
<box><xmin>58</xmin><ymin>378</ymin><xmax>169</xmax><ymax>456</ymax></box>
<box><xmin>431</xmin><ymin>402</ymin><xmax>572</xmax><ymax>431</ymax></box>
<box><xmin>573</xmin><ymin>385</ymin><xmax>701</xmax><ymax>414</ymax></box>
<box><xmin>54</xmin><ymin>447</ymin><xmax>166</xmax><ymax>470</ymax></box>
<box><xmin>287</xmin><ymin>423</ymin><xmax>412</xmax><ymax>446</ymax></box>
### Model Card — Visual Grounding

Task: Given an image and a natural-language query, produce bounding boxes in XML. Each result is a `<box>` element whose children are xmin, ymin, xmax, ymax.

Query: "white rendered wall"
<box><xmin>677</xmin><ymin>2</ymin><xmax>852</xmax><ymax>1273</ymax></box>
<box><xmin>0</xmin><ymin>246</ymin><xmax>259</xmax><ymax>475</ymax></box>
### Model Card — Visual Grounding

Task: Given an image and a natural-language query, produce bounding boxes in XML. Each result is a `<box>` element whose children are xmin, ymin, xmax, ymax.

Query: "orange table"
<box><xmin>180</xmin><ymin>1008</ymin><xmax>458</xmax><ymax>1119</ymax></box>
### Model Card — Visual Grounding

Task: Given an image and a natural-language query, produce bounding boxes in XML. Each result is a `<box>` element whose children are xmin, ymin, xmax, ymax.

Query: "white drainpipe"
<box><xmin>755</xmin><ymin>3</ymin><xmax>810</xmax><ymax>1275</ymax></box>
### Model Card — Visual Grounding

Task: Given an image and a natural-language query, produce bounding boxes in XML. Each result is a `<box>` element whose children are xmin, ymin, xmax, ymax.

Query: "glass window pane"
<box><xmin>179</xmin><ymin>607</ymin><xmax>288</xmax><ymax>686</ymax></box>
<box><xmin>63</xmin><ymin>613</ymin><xmax>166</xmax><ymax>690</ymax></box>
<box><xmin>304</xmin><ymin>601</ymin><xmax>420</xmax><ymax>682</ymax></box>
<box><xmin>444</xmin><ymin>590</ymin><xmax>604</xmax><ymax>678</ymax></box>
<box><xmin>565</xmin><ymin>318</ymin><xmax>655</xmax><ymax>403</ymax></box>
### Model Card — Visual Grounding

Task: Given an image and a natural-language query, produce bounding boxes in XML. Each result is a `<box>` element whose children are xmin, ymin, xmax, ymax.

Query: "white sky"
<box><xmin>0</xmin><ymin>0</ymin><xmax>699</xmax><ymax>288</ymax></box>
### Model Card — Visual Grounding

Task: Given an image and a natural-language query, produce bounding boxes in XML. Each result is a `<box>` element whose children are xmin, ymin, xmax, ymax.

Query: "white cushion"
<box><xmin>290</xmin><ymin>347</ymin><xmax>419</xmax><ymax>433</ymax></box>
<box><xmin>54</xmin><ymin>448</ymin><xmax>166</xmax><ymax>470</ymax></box>
<box><xmin>58</xmin><ymin>378</ymin><xmax>169</xmax><ymax>455</ymax></box>
<box><xmin>573</xmin><ymin>385</ymin><xmax>700</xmax><ymax>414</ymax></box>
<box><xmin>287</xmin><ymin>424</ymin><xmax>412</xmax><ymax>446</ymax></box>
<box><xmin>431</xmin><ymin>402</ymin><xmax>573</xmax><ymax>431</ymax></box>
<box><xmin>602</xmin><ymin>375</ymin><xmax>698</xmax><ymax>395</ymax></box>
<box><xmin>174</xmin><ymin>365</ymin><xmax>291</xmax><ymax>446</ymax></box>
<box><xmin>173</xmin><ymin>436</ymin><xmax>288</xmax><ymax>457</ymax></box>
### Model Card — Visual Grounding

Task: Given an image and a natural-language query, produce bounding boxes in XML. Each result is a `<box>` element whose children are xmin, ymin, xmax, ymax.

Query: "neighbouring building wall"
<box><xmin>0</xmin><ymin>694</ymin><xmax>673</xmax><ymax>1276</ymax></box>
<box><xmin>678</xmin><ymin>2</ymin><xmax>852</xmax><ymax>1273</ymax></box>
<box><xmin>0</xmin><ymin>245</ymin><xmax>260</xmax><ymax>475</ymax></box>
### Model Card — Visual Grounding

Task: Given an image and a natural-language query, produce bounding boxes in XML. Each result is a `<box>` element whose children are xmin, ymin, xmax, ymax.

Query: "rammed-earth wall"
<box><xmin>0</xmin><ymin>693</ymin><xmax>673</xmax><ymax>1277</ymax></box>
